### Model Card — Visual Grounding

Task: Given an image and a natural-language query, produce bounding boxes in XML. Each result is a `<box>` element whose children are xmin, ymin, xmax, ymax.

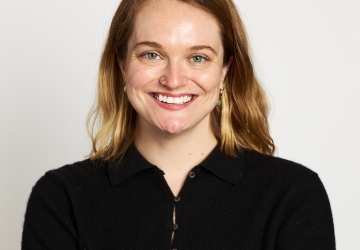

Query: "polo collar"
<box><xmin>200</xmin><ymin>144</ymin><xmax>245</xmax><ymax>185</ymax></box>
<box><xmin>108</xmin><ymin>145</ymin><xmax>156</xmax><ymax>186</ymax></box>
<box><xmin>108</xmin><ymin>144</ymin><xmax>245</xmax><ymax>186</ymax></box>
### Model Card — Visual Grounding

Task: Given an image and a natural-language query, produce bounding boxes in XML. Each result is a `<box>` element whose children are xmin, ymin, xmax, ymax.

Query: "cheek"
<box><xmin>194</xmin><ymin>69</ymin><xmax>222</xmax><ymax>92</ymax></box>
<box><xmin>126</xmin><ymin>64</ymin><xmax>160</xmax><ymax>89</ymax></box>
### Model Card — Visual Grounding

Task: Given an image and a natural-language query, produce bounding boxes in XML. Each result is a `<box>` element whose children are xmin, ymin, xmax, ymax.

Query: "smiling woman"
<box><xmin>22</xmin><ymin>0</ymin><xmax>335</xmax><ymax>249</ymax></box>
<box><xmin>120</xmin><ymin>0</ymin><xmax>229</xmax><ymax>140</ymax></box>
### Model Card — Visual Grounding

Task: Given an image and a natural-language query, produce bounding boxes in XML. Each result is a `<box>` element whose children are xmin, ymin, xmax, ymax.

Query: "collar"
<box><xmin>108</xmin><ymin>144</ymin><xmax>245</xmax><ymax>186</ymax></box>
<box><xmin>200</xmin><ymin>144</ymin><xmax>245</xmax><ymax>185</ymax></box>
<box><xmin>108</xmin><ymin>145</ymin><xmax>156</xmax><ymax>186</ymax></box>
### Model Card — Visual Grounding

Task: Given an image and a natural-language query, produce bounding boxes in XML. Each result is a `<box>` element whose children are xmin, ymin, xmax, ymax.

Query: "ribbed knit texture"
<box><xmin>22</xmin><ymin>145</ymin><xmax>335</xmax><ymax>249</ymax></box>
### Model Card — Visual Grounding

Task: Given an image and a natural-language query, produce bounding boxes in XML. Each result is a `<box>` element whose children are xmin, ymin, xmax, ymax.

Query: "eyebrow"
<box><xmin>133</xmin><ymin>41</ymin><xmax>162</xmax><ymax>49</ymax></box>
<box><xmin>189</xmin><ymin>45</ymin><xmax>217</xmax><ymax>55</ymax></box>
<box><xmin>133</xmin><ymin>41</ymin><xmax>217</xmax><ymax>55</ymax></box>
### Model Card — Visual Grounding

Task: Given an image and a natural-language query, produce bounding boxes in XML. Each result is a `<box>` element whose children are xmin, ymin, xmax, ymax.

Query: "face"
<box><xmin>119</xmin><ymin>0</ymin><xmax>230</xmax><ymax>135</ymax></box>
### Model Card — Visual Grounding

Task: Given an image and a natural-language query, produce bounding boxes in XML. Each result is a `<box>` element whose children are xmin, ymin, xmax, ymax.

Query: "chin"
<box><xmin>160</xmin><ymin>121</ymin><xmax>188</xmax><ymax>135</ymax></box>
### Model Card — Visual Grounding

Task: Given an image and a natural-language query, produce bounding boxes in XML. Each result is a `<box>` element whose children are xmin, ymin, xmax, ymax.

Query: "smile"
<box><xmin>153</xmin><ymin>94</ymin><xmax>193</xmax><ymax>104</ymax></box>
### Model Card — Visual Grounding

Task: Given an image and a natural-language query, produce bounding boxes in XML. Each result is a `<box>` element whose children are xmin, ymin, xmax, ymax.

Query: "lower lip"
<box><xmin>150</xmin><ymin>95</ymin><xmax>197</xmax><ymax>110</ymax></box>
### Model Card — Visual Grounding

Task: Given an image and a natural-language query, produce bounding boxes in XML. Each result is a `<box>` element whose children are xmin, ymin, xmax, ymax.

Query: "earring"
<box><xmin>123</xmin><ymin>77</ymin><xmax>129</xmax><ymax>101</ymax></box>
<box><xmin>217</xmin><ymin>87</ymin><xmax>224</xmax><ymax>106</ymax></box>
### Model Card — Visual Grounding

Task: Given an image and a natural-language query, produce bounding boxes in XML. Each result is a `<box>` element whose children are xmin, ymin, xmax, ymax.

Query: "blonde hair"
<box><xmin>87</xmin><ymin>0</ymin><xmax>275</xmax><ymax>161</ymax></box>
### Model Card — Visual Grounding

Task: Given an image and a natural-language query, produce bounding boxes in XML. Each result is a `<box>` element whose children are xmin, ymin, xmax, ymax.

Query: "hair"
<box><xmin>87</xmin><ymin>0</ymin><xmax>275</xmax><ymax>161</ymax></box>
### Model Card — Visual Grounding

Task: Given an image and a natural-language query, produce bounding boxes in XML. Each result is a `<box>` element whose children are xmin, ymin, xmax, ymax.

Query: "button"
<box><xmin>189</xmin><ymin>172</ymin><xmax>195</xmax><ymax>178</ymax></box>
<box><xmin>173</xmin><ymin>223</ymin><xmax>178</xmax><ymax>230</ymax></box>
<box><xmin>174</xmin><ymin>197</ymin><xmax>180</xmax><ymax>202</ymax></box>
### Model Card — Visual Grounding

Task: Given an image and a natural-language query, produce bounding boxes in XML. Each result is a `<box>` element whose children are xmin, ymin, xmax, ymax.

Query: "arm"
<box><xmin>275</xmin><ymin>174</ymin><xmax>336</xmax><ymax>250</ymax></box>
<box><xmin>22</xmin><ymin>173</ymin><xmax>80</xmax><ymax>250</ymax></box>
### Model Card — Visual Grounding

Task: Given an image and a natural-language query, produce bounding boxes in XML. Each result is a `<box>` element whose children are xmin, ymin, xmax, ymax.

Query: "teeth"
<box><xmin>155</xmin><ymin>94</ymin><xmax>193</xmax><ymax>104</ymax></box>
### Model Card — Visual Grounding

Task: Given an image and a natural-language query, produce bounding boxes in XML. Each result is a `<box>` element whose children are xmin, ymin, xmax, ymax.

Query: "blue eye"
<box><xmin>191</xmin><ymin>55</ymin><xmax>205</xmax><ymax>63</ymax></box>
<box><xmin>146</xmin><ymin>53</ymin><xmax>159</xmax><ymax>59</ymax></box>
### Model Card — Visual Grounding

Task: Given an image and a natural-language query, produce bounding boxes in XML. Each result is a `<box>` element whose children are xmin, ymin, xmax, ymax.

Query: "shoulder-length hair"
<box><xmin>87</xmin><ymin>0</ymin><xmax>275</xmax><ymax>161</ymax></box>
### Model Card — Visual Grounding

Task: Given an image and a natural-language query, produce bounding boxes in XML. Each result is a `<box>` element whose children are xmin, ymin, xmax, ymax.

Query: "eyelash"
<box><xmin>190</xmin><ymin>55</ymin><xmax>207</xmax><ymax>63</ymax></box>
<box><xmin>139</xmin><ymin>52</ymin><xmax>209</xmax><ymax>63</ymax></box>
<box><xmin>142</xmin><ymin>52</ymin><xmax>161</xmax><ymax>60</ymax></box>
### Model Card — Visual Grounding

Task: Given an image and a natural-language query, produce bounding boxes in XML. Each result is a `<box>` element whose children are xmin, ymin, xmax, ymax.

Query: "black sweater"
<box><xmin>22</xmin><ymin>145</ymin><xmax>335</xmax><ymax>249</ymax></box>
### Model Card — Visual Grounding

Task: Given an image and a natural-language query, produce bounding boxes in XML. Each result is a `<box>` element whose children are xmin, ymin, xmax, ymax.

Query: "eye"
<box><xmin>191</xmin><ymin>55</ymin><xmax>205</xmax><ymax>63</ymax></box>
<box><xmin>145</xmin><ymin>52</ymin><xmax>159</xmax><ymax>60</ymax></box>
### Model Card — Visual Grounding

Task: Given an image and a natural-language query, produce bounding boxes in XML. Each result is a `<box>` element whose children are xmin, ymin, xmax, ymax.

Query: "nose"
<box><xmin>160</xmin><ymin>60</ymin><xmax>187</xmax><ymax>89</ymax></box>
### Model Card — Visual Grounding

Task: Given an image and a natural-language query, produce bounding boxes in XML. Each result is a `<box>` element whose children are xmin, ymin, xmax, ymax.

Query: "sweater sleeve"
<box><xmin>22</xmin><ymin>172</ymin><xmax>80</xmax><ymax>250</ymax></box>
<box><xmin>275</xmin><ymin>173</ymin><xmax>336</xmax><ymax>250</ymax></box>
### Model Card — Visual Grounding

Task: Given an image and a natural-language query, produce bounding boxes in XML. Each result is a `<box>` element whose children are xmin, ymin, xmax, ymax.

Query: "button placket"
<box><xmin>171</xmin><ymin>169</ymin><xmax>199</xmax><ymax>249</ymax></box>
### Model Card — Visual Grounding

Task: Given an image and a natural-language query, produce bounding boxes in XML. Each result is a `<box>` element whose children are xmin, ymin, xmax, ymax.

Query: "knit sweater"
<box><xmin>22</xmin><ymin>144</ymin><xmax>335</xmax><ymax>249</ymax></box>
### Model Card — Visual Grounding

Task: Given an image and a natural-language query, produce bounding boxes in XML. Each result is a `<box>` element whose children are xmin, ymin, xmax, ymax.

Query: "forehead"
<box><xmin>129</xmin><ymin>0</ymin><xmax>222</xmax><ymax>49</ymax></box>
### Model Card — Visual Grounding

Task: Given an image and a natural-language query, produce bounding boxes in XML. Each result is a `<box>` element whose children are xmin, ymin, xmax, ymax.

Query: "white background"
<box><xmin>0</xmin><ymin>0</ymin><xmax>359</xmax><ymax>249</ymax></box>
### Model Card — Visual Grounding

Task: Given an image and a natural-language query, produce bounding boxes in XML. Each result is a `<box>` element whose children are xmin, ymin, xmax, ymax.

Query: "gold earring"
<box><xmin>123</xmin><ymin>76</ymin><xmax>127</xmax><ymax>92</ymax></box>
<box><xmin>217</xmin><ymin>87</ymin><xmax>224</xmax><ymax>106</ymax></box>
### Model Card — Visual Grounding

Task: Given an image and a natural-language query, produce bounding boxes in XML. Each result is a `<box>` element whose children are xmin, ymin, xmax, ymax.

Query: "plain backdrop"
<box><xmin>1</xmin><ymin>0</ymin><xmax>359</xmax><ymax>249</ymax></box>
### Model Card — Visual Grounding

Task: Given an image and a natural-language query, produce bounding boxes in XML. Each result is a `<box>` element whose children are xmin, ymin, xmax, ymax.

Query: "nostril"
<box><xmin>160</xmin><ymin>76</ymin><xmax>166</xmax><ymax>87</ymax></box>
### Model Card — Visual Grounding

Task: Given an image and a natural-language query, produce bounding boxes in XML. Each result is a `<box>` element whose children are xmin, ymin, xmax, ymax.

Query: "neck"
<box><xmin>134</xmin><ymin>117</ymin><xmax>217</xmax><ymax>174</ymax></box>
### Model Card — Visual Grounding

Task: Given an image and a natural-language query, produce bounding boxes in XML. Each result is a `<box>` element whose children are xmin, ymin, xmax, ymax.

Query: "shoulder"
<box><xmin>23</xmin><ymin>159</ymin><xmax>109</xmax><ymax>248</ymax></box>
<box><xmin>244</xmin><ymin>150</ymin><xmax>317</xmax><ymax>179</ymax></box>
<box><xmin>34</xmin><ymin>159</ymin><xmax>109</xmax><ymax>194</ymax></box>
<box><xmin>240</xmin><ymin>150</ymin><xmax>333</xmax><ymax>220</ymax></box>
<box><xmin>240</xmin><ymin>151</ymin><xmax>335</xmax><ymax>248</ymax></box>
<box><xmin>241</xmin><ymin>150</ymin><xmax>322</xmax><ymax>193</ymax></box>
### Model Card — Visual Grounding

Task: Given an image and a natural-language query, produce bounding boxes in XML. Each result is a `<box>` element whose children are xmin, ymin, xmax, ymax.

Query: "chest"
<box><xmin>72</xmin><ymin>168</ymin><xmax>280</xmax><ymax>250</ymax></box>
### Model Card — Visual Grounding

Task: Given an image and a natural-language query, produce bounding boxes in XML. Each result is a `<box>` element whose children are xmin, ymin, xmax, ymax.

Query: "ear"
<box><xmin>220</xmin><ymin>56</ymin><xmax>233</xmax><ymax>89</ymax></box>
<box><xmin>115</xmin><ymin>50</ymin><xmax>127</xmax><ymax>78</ymax></box>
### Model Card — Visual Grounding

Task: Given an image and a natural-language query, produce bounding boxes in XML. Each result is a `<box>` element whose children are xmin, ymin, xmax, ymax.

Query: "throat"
<box><xmin>135</xmin><ymin>125</ymin><xmax>217</xmax><ymax>167</ymax></box>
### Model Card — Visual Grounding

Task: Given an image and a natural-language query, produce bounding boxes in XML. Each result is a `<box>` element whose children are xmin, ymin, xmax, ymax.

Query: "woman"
<box><xmin>22</xmin><ymin>0</ymin><xmax>336</xmax><ymax>249</ymax></box>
